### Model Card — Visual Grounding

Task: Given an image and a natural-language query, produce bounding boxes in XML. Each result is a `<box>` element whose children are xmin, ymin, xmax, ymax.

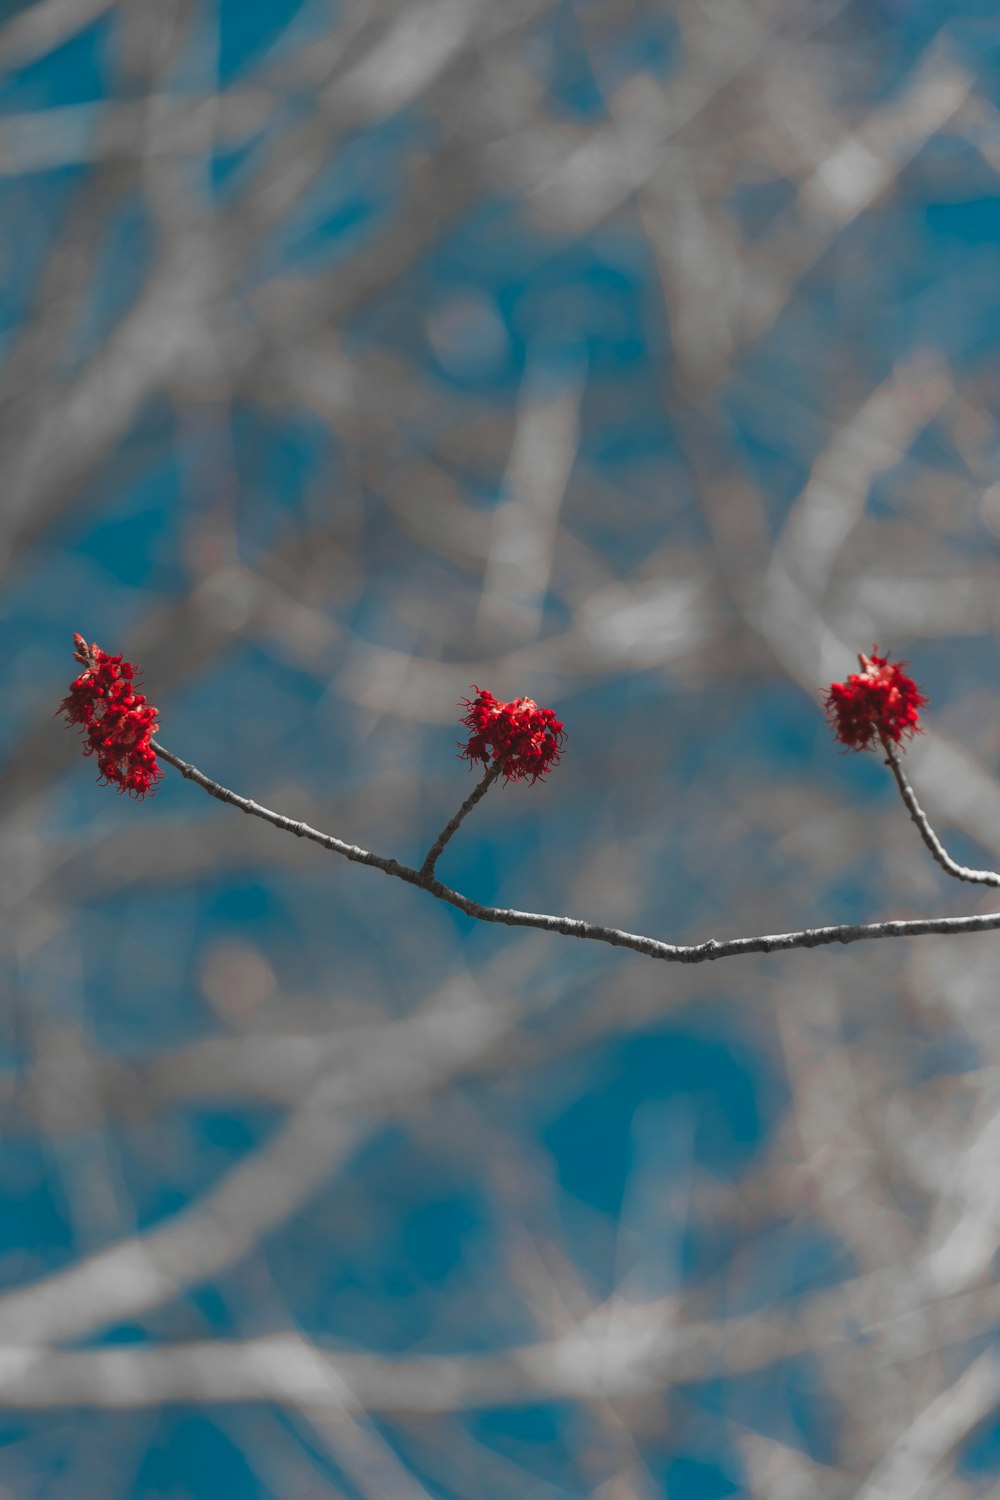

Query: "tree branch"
<box><xmin>883</xmin><ymin>741</ymin><xmax>1000</xmax><ymax>887</ymax></box>
<box><xmin>151</xmin><ymin>741</ymin><xmax>1000</xmax><ymax>966</ymax></box>
<box><xmin>420</xmin><ymin>761</ymin><xmax>501</xmax><ymax>882</ymax></box>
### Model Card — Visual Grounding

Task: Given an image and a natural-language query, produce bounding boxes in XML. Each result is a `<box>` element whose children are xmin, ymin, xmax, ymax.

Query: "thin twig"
<box><xmin>152</xmin><ymin>742</ymin><xmax>425</xmax><ymax>888</ymax></box>
<box><xmin>883</xmin><ymin>740</ymin><xmax>1000</xmax><ymax>888</ymax></box>
<box><xmin>151</xmin><ymin>740</ymin><xmax>1000</xmax><ymax>966</ymax></box>
<box><xmin>420</xmin><ymin>762</ymin><xmax>502</xmax><ymax>883</ymax></box>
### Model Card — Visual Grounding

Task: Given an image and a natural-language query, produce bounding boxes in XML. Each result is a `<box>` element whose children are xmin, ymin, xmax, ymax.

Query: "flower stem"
<box><xmin>882</xmin><ymin>740</ymin><xmax>1000</xmax><ymax>888</ymax></box>
<box><xmin>420</xmin><ymin>762</ymin><xmax>503</xmax><ymax>884</ymax></box>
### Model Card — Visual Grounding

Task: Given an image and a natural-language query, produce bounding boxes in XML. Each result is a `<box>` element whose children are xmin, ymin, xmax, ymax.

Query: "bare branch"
<box><xmin>151</xmin><ymin>740</ymin><xmax>1000</xmax><ymax>965</ymax></box>
<box><xmin>884</xmin><ymin>741</ymin><xmax>1000</xmax><ymax>888</ymax></box>
<box><xmin>420</xmin><ymin>761</ymin><xmax>502</xmax><ymax>881</ymax></box>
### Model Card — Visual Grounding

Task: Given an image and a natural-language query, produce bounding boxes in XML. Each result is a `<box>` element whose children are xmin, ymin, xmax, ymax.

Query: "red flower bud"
<box><xmin>459</xmin><ymin>687</ymin><xmax>565</xmax><ymax>783</ymax></box>
<box><xmin>58</xmin><ymin>636</ymin><xmax>162</xmax><ymax>797</ymax></box>
<box><xmin>824</xmin><ymin>647</ymin><xmax>927</xmax><ymax>752</ymax></box>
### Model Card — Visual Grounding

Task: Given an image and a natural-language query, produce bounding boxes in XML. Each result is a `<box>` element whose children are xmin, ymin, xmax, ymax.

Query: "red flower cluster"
<box><xmin>459</xmin><ymin>687</ymin><xmax>565</xmax><ymax>783</ymax></box>
<box><xmin>824</xmin><ymin>648</ymin><xmax>927</xmax><ymax>751</ymax></box>
<box><xmin>59</xmin><ymin>634</ymin><xmax>162</xmax><ymax>797</ymax></box>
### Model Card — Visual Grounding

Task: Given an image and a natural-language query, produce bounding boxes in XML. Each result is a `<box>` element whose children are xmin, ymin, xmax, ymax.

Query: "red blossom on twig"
<box><xmin>459</xmin><ymin>687</ymin><xmax>565</xmax><ymax>783</ymax></box>
<box><xmin>824</xmin><ymin>647</ymin><xmax>927</xmax><ymax>752</ymax></box>
<box><xmin>58</xmin><ymin>633</ymin><xmax>162</xmax><ymax>797</ymax></box>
